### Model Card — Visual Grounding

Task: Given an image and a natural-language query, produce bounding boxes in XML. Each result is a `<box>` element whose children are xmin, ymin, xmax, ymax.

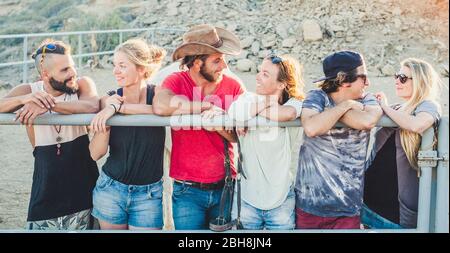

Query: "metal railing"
<box><xmin>0</xmin><ymin>28</ymin><xmax>186</xmax><ymax>83</ymax></box>
<box><xmin>0</xmin><ymin>113</ymin><xmax>448</xmax><ymax>233</ymax></box>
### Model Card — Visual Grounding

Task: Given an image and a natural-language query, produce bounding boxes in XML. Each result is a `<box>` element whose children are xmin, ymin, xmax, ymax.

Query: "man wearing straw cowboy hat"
<box><xmin>153</xmin><ymin>24</ymin><xmax>245</xmax><ymax>229</ymax></box>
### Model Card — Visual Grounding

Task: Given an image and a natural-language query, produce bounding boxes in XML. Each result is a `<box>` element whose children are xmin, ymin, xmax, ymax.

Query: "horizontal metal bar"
<box><xmin>72</xmin><ymin>51</ymin><xmax>115</xmax><ymax>58</ymax></box>
<box><xmin>0</xmin><ymin>49</ymin><xmax>177</xmax><ymax>69</ymax></box>
<box><xmin>0</xmin><ymin>28</ymin><xmax>186</xmax><ymax>39</ymax></box>
<box><xmin>0</xmin><ymin>60</ymin><xmax>34</xmax><ymax>67</ymax></box>
<box><xmin>0</xmin><ymin>113</ymin><xmax>403</xmax><ymax>127</ymax></box>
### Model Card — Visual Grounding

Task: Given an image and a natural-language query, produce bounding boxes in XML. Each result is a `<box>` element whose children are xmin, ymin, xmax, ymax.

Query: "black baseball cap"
<box><xmin>313</xmin><ymin>51</ymin><xmax>364</xmax><ymax>83</ymax></box>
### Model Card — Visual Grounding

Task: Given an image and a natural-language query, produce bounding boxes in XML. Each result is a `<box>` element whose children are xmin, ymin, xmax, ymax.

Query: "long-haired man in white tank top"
<box><xmin>0</xmin><ymin>39</ymin><xmax>100</xmax><ymax>230</ymax></box>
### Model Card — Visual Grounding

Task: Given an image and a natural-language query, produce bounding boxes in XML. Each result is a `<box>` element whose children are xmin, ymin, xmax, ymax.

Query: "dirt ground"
<box><xmin>0</xmin><ymin>65</ymin><xmax>448</xmax><ymax>230</ymax></box>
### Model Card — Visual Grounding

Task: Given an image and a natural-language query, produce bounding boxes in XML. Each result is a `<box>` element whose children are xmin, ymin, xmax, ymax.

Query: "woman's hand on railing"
<box><xmin>89</xmin><ymin>106</ymin><xmax>115</xmax><ymax>133</ymax></box>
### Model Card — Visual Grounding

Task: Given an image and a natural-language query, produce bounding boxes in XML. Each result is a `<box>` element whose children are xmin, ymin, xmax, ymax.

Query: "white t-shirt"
<box><xmin>228</xmin><ymin>92</ymin><xmax>303</xmax><ymax>210</ymax></box>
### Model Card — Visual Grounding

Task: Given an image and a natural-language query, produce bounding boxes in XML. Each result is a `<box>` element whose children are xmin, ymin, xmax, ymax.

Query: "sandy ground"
<box><xmin>0</xmin><ymin>65</ymin><xmax>448</xmax><ymax>230</ymax></box>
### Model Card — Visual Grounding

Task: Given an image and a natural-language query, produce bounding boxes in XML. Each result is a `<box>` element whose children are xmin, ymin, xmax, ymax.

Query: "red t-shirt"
<box><xmin>162</xmin><ymin>71</ymin><xmax>244</xmax><ymax>183</ymax></box>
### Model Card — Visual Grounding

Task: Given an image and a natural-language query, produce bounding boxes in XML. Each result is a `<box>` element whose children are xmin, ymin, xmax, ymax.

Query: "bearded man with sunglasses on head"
<box><xmin>294</xmin><ymin>51</ymin><xmax>383</xmax><ymax>229</ymax></box>
<box><xmin>0</xmin><ymin>39</ymin><xmax>99</xmax><ymax>230</ymax></box>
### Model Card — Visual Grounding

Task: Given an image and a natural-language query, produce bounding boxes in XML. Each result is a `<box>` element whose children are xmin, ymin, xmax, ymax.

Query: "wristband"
<box><xmin>109</xmin><ymin>104</ymin><xmax>118</xmax><ymax>113</ymax></box>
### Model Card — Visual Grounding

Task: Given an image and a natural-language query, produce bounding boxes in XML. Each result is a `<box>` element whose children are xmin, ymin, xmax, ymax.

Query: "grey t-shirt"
<box><xmin>366</xmin><ymin>100</ymin><xmax>441</xmax><ymax>228</ymax></box>
<box><xmin>295</xmin><ymin>89</ymin><xmax>379</xmax><ymax>217</ymax></box>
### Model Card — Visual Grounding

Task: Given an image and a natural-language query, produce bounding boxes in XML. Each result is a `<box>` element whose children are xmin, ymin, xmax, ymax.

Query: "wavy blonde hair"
<box><xmin>271</xmin><ymin>54</ymin><xmax>306</xmax><ymax>103</ymax></box>
<box><xmin>398</xmin><ymin>58</ymin><xmax>442</xmax><ymax>170</ymax></box>
<box><xmin>115</xmin><ymin>38</ymin><xmax>166</xmax><ymax>79</ymax></box>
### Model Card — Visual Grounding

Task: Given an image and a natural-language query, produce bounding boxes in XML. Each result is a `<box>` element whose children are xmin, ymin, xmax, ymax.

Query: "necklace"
<box><xmin>50</xmin><ymin>93</ymin><xmax>68</xmax><ymax>156</ymax></box>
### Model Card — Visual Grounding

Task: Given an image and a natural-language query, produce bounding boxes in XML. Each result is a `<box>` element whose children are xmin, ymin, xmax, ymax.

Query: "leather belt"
<box><xmin>174</xmin><ymin>179</ymin><xmax>225</xmax><ymax>190</ymax></box>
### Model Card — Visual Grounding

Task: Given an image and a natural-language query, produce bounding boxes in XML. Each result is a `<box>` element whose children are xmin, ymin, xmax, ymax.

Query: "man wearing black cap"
<box><xmin>0</xmin><ymin>39</ymin><xmax>99</xmax><ymax>230</ymax></box>
<box><xmin>294</xmin><ymin>51</ymin><xmax>382</xmax><ymax>229</ymax></box>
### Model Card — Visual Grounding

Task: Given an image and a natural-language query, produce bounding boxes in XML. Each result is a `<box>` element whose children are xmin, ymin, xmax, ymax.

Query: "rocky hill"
<box><xmin>0</xmin><ymin>0</ymin><xmax>449</xmax><ymax>86</ymax></box>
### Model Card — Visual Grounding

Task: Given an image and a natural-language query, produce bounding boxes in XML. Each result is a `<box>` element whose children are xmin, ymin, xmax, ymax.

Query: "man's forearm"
<box><xmin>340</xmin><ymin>107</ymin><xmax>382</xmax><ymax>130</ymax></box>
<box><xmin>0</xmin><ymin>96</ymin><xmax>26</xmax><ymax>113</ymax></box>
<box><xmin>51</xmin><ymin>100</ymin><xmax>99</xmax><ymax>114</ymax></box>
<box><xmin>302</xmin><ymin>104</ymin><xmax>349</xmax><ymax>137</ymax></box>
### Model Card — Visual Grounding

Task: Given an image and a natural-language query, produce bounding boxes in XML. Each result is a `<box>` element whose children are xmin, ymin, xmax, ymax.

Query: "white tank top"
<box><xmin>30</xmin><ymin>81</ymin><xmax>88</xmax><ymax>147</ymax></box>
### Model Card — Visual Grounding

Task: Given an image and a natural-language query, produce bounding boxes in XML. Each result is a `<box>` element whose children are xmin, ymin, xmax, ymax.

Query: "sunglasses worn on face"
<box><xmin>394</xmin><ymin>73</ymin><xmax>412</xmax><ymax>84</ymax></box>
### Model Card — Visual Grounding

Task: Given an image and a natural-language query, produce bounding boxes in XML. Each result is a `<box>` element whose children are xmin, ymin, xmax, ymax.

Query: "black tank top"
<box><xmin>102</xmin><ymin>84</ymin><xmax>165</xmax><ymax>185</ymax></box>
<box><xmin>364</xmin><ymin>133</ymin><xmax>400</xmax><ymax>224</ymax></box>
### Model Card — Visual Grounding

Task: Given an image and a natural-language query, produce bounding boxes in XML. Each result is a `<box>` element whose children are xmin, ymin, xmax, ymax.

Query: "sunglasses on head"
<box><xmin>394</xmin><ymin>73</ymin><xmax>412</xmax><ymax>84</ymax></box>
<box><xmin>32</xmin><ymin>43</ymin><xmax>65</xmax><ymax>58</ymax></box>
<box><xmin>32</xmin><ymin>43</ymin><xmax>66</xmax><ymax>74</ymax></box>
<box><xmin>268</xmin><ymin>54</ymin><xmax>283</xmax><ymax>64</ymax></box>
<box><xmin>267</xmin><ymin>53</ymin><xmax>288</xmax><ymax>75</ymax></box>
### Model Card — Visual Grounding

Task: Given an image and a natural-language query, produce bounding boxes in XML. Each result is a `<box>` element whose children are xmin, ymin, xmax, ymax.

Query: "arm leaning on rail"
<box><xmin>339</xmin><ymin>104</ymin><xmax>383</xmax><ymax>130</ymax></box>
<box><xmin>301</xmin><ymin>100</ymin><xmax>363</xmax><ymax>137</ymax></box>
<box><xmin>0</xmin><ymin>83</ymin><xmax>55</xmax><ymax>113</ymax></box>
<box><xmin>152</xmin><ymin>86</ymin><xmax>213</xmax><ymax>116</ymax></box>
<box><xmin>0</xmin><ymin>84</ymin><xmax>53</xmax><ymax>125</ymax></box>
<box><xmin>49</xmin><ymin>76</ymin><xmax>100</xmax><ymax>115</ymax></box>
<box><xmin>375</xmin><ymin>92</ymin><xmax>435</xmax><ymax>135</ymax></box>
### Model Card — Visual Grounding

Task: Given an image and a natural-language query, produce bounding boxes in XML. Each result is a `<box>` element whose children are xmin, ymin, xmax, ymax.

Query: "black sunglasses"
<box><xmin>394</xmin><ymin>73</ymin><xmax>412</xmax><ymax>84</ymax></box>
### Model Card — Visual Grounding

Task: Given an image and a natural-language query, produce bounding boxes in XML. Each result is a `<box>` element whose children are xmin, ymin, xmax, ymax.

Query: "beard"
<box><xmin>49</xmin><ymin>76</ymin><xmax>78</xmax><ymax>94</ymax></box>
<box><xmin>200</xmin><ymin>63</ymin><xmax>222</xmax><ymax>83</ymax></box>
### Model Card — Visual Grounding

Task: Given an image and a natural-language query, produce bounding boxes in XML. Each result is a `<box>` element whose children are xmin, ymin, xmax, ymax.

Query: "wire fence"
<box><xmin>0</xmin><ymin>28</ymin><xmax>186</xmax><ymax>83</ymax></box>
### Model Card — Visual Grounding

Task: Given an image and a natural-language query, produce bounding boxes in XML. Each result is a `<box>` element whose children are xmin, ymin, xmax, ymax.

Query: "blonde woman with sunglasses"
<box><xmin>363</xmin><ymin>58</ymin><xmax>443</xmax><ymax>229</ymax></box>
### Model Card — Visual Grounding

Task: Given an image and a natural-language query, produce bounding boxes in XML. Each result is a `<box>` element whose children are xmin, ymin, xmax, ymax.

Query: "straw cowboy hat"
<box><xmin>172</xmin><ymin>24</ymin><xmax>241</xmax><ymax>61</ymax></box>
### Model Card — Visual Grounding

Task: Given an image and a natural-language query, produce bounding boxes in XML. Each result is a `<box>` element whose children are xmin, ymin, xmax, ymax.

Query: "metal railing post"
<box><xmin>150</xmin><ymin>29</ymin><xmax>155</xmax><ymax>44</ymax></box>
<box><xmin>119</xmin><ymin>32</ymin><xmax>123</xmax><ymax>44</ymax></box>
<box><xmin>78</xmin><ymin>34</ymin><xmax>82</xmax><ymax>68</ymax></box>
<box><xmin>416</xmin><ymin>127</ymin><xmax>435</xmax><ymax>232</ymax></box>
<box><xmin>435</xmin><ymin>118</ymin><xmax>449</xmax><ymax>232</ymax></box>
<box><xmin>22</xmin><ymin>36</ymin><xmax>28</xmax><ymax>83</ymax></box>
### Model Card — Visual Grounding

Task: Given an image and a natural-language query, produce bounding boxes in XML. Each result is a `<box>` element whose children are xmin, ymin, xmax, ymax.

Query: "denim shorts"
<box><xmin>361</xmin><ymin>204</ymin><xmax>403</xmax><ymax>229</ymax></box>
<box><xmin>232</xmin><ymin>187</ymin><xmax>295</xmax><ymax>230</ymax></box>
<box><xmin>92</xmin><ymin>171</ymin><xmax>163</xmax><ymax>228</ymax></box>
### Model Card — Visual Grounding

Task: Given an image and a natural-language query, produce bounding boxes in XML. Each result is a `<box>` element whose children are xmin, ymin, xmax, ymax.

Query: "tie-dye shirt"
<box><xmin>295</xmin><ymin>89</ymin><xmax>378</xmax><ymax>217</ymax></box>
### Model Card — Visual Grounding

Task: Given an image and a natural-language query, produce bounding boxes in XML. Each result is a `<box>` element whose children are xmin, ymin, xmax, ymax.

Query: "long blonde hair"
<box><xmin>398</xmin><ymin>58</ymin><xmax>442</xmax><ymax>170</ymax></box>
<box><xmin>115</xmin><ymin>38</ymin><xmax>166</xmax><ymax>79</ymax></box>
<box><xmin>272</xmin><ymin>54</ymin><xmax>306</xmax><ymax>103</ymax></box>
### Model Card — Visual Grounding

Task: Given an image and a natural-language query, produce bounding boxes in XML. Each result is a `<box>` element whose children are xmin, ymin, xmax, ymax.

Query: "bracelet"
<box><xmin>109</xmin><ymin>104</ymin><xmax>118</xmax><ymax>113</ymax></box>
<box><xmin>118</xmin><ymin>103</ymin><xmax>123</xmax><ymax>113</ymax></box>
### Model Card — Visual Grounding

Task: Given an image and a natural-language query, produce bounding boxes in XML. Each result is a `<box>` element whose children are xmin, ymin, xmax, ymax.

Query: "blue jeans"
<box><xmin>232</xmin><ymin>187</ymin><xmax>295</xmax><ymax>230</ymax></box>
<box><xmin>361</xmin><ymin>204</ymin><xmax>403</xmax><ymax>229</ymax></box>
<box><xmin>171</xmin><ymin>181</ymin><xmax>230</xmax><ymax>230</ymax></box>
<box><xmin>92</xmin><ymin>171</ymin><xmax>163</xmax><ymax>228</ymax></box>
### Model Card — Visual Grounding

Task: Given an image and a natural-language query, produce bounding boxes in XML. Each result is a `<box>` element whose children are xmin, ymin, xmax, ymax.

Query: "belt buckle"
<box><xmin>176</xmin><ymin>180</ymin><xmax>193</xmax><ymax>186</ymax></box>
